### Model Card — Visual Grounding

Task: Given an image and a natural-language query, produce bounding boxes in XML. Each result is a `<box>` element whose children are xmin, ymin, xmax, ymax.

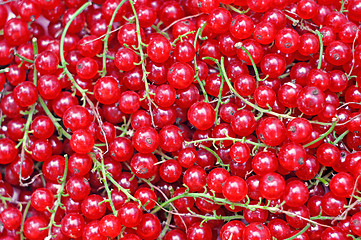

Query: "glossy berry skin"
<box><xmin>278</xmin><ymin>142</ymin><xmax>306</xmax><ymax>171</ymax></box>
<box><xmin>94</xmin><ymin>77</ymin><xmax>121</xmax><ymax>105</ymax></box>
<box><xmin>188</xmin><ymin>102</ymin><xmax>215</xmax><ymax>130</ymax></box>
<box><xmin>82</xmin><ymin>220</ymin><xmax>106</xmax><ymax>240</ymax></box>
<box><xmin>187</xmin><ymin>222</ymin><xmax>213</xmax><ymax>240</ymax></box>
<box><xmin>283</xmin><ymin>180</ymin><xmax>309</xmax><ymax>208</ymax></box>
<box><xmin>285</xmin><ymin>205</ymin><xmax>310</xmax><ymax>229</ymax></box>
<box><xmin>132</xmin><ymin>127</ymin><xmax>159</xmax><ymax>154</ymax></box>
<box><xmin>259</xmin><ymin>172</ymin><xmax>285</xmax><ymax>200</ymax></box>
<box><xmin>297</xmin><ymin>86</ymin><xmax>325</xmax><ymax>116</ymax></box>
<box><xmin>243</xmin><ymin>222</ymin><xmax>271</xmax><ymax>240</ymax></box>
<box><xmin>252</xmin><ymin>151</ymin><xmax>278</xmax><ymax>176</ymax></box>
<box><xmin>159</xmin><ymin>159</ymin><xmax>182</xmax><ymax>183</ymax></box>
<box><xmin>316</xmin><ymin>143</ymin><xmax>340</xmax><ymax>167</ymax></box>
<box><xmin>321</xmin><ymin>192</ymin><xmax>347</xmax><ymax>217</ymax></box>
<box><xmin>329</xmin><ymin>172</ymin><xmax>354</xmax><ymax>198</ymax></box>
<box><xmin>110</xmin><ymin>137</ymin><xmax>134</xmax><ymax>162</ymax></box>
<box><xmin>23</xmin><ymin>216</ymin><xmax>48</xmax><ymax>240</ymax></box>
<box><xmin>206</xmin><ymin>168</ymin><xmax>230</xmax><ymax>193</ymax></box>
<box><xmin>76</xmin><ymin>57</ymin><xmax>98</xmax><ymax>80</ymax></box>
<box><xmin>167</xmin><ymin>62</ymin><xmax>194</xmax><ymax>90</ymax></box>
<box><xmin>155</xmin><ymin>84</ymin><xmax>176</xmax><ymax>108</ymax></box>
<box><xmin>164</xmin><ymin>229</ymin><xmax>187</xmax><ymax>240</ymax></box>
<box><xmin>37</xmin><ymin>75</ymin><xmax>61</xmax><ymax>100</ymax></box>
<box><xmin>286</xmin><ymin>118</ymin><xmax>312</xmax><ymax>143</ymax></box>
<box><xmin>65</xmin><ymin>176</ymin><xmax>91</xmax><ymax>201</ymax></box>
<box><xmin>231</xmin><ymin>110</ymin><xmax>257</xmax><ymax>136</ymax></box>
<box><xmin>183</xmin><ymin>166</ymin><xmax>207</xmax><ymax>192</ymax></box>
<box><xmin>0</xmin><ymin>208</ymin><xmax>22</xmax><ymax>230</ymax></box>
<box><xmin>13</xmin><ymin>81</ymin><xmax>38</xmax><ymax>107</ymax></box>
<box><xmin>119</xmin><ymin>202</ymin><xmax>143</xmax><ymax>228</ymax></box>
<box><xmin>220</xmin><ymin>220</ymin><xmax>245</xmax><ymax>240</ymax></box>
<box><xmin>136</xmin><ymin>214</ymin><xmax>162</xmax><ymax>240</ymax></box>
<box><xmin>31</xmin><ymin>188</ymin><xmax>54</xmax><ymax>212</ymax></box>
<box><xmin>222</xmin><ymin>176</ymin><xmax>248</xmax><ymax>202</ymax></box>
<box><xmin>325</xmin><ymin>41</ymin><xmax>352</xmax><ymax>66</ymax></box>
<box><xmin>134</xmin><ymin>188</ymin><xmax>157</xmax><ymax>211</ymax></box>
<box><xmin>207</xmin><ymin>7</ymin><xmax>232</xmax><ymax>34</ymax></box>
<box><xmin>99</xmin><ymin>215</ymin><xmax>122</xmax><ymax>238</ymax></box>
<box><xmin>159</xmin><ymin>125</ymin><xmax>184</xmax><ymax>152</ymax></box>
<box><xmin>254</xmin><ymin>85</ymin><xmax>276</xmax><ymax>108</ymax></box>
<box><xmin>260</xmin><ymin>54</ymin><xmax>286</xmax><ymax>78</ymax></box>
<box><xmin>230</xmin><ymin>142</ymin><xmax>250</xmax><ymax>164</ymax></box>
<box><xmin>52</xmin><ymin>91</ymin><xmax>79</xmax><ymax>117</ymax></box>
<box><xmin>4</xmin><ymin>18</ymin><xmax>31</xmax><ymax>46</ymax></box>
<box><xmin>61</xmin><ymin>213</ymin><xmax>85</xmax><ymax>238</ymax></box>
<box><xmin>115</xmin><ymin>48</ymin><xmax>139</xmax><ymax>71</ymax></box>
<box><xmin>119</xmin><ymin>91</ymin><xmax>140</xmax><ymax>114</ymax></box>
<box><xmin>234</xmin><ymin>74</ymin><xmax>257</xmax><ymax>97</ymax></box>
<box><xmin>230</xmin><ymin>14</ymin><xmax>254</xmax><ymax>40</ymax></box>
<box><xmin>275</xmin><ymin>28</ymin><xmax>300</xmax><ymax>54</ymax></box>
<box><xmin>147</xmin><ymin>36</ymin><xmax>171</xmax><ymax>63</ymax></box>
<box><xmin>257</xmin><ymin>117</ymin><xmax>286</xmax><ymax>146</ymax></box>
<box><xmin>0</xmin><ymin>139</ymin><xmax>18</xmax><ymax>165</ymax></box>
<box><xmin>63</xmin><ymin>105</ymin><xmax>92</xmax><ymax>131</ymax></box>
<box><xmin>350</xmin><ymin>212</ymin><xmax>361</xmax><ymax>236</ymax></box>
<box><xmin>68</xmin><ymin>153</ymin><xmax>92</xmax><ymax>176</ymax></box>
<box><xmin>295</xmin><ymin>155</ymin><xmax>320</xmax><ymax>181</ymax></box>
<box><xmin>130</xmin><ymin>153</ymin><xmax>157</xmax><ymax>179</ymax></box>
<box><xmin>81</xmin><ymin>195</ymin><xmax>106</xmax><ymax>220</ymax></box>
<box><xmin>42</xmin><ymin>155</ymin><xmax>66</xmax><ymax>182</ymax></box>
<box><xmin>35</xmin><ymin>51</ymin><xmax>59</xmax><ymax>75</ymax></box>
<box><xmin>70</xmin><ymin>129</ymin><xmax>95</xmax><ymax>154</ymax></box>
<box><xmin>236</xmin><ymin>39</ymin><xmax>263</xmax><ymax>65</ymax></box>
<box><xmin>267</xmin><ymin>219</ymin><xmax>291</xmax><ymax>239</ymax></box>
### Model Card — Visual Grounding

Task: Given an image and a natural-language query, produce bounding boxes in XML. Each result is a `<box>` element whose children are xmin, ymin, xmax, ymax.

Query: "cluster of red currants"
<box><xmin>1</xmin><ymin>0</ymin><xmax>361</xmax><ymax>239</ymax></box>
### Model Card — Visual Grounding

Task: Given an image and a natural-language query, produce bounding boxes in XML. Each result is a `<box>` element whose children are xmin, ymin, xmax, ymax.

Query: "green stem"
<box><xmin>47</xmin><ymin>155</ymin><xmax>68</xmax><ymax>237</ymax></box>
<box><xmin>201</xmin><ymin>145</ymin><xmax>229</xmax><ymax>168</ymax></box>
<box><xmin>38</xmin><ymin>96</ymin><xmax>71</xmax><ymax>139</ymax></box>
<box><xmin>128</xmin><ymin>0</ymin><xmax>154</xmax><ymax>109</ymax></box>
<box><xmin>213</xmin><ymin>57</ymin><xmax>226</xmax><ymax>125</ymax></box>
<box><xmin>59</xmin><ymin>2</ymin><xmax>91</xmax><ymax>96</ymax></box>
<box><xmin>14</xmin><ymin>52</ymin><xmax>34</xmax><ymax>64</ymax></box>
<box><xmin>20</xmin><ymin>201</ymin><xmax>31</xmax><ymax>240</ymax></box>
<box><xmin>91</xmin><ymin>154</ymin><xmax>139</xmax><ymax>203</ymax></box>
<box><xmin>235</xmin><ymin>44</ymin><xmax>261</xmax><ymax>82</ymax></box>
<box><xmin>315</xmin><ymin>30</ymin><xmax>323</xmax><ymax>69</ymax></box>
<box><xmin>18</xmin><ymin>105</ymin><xmax>36</xmax><ymax>185</ymax></box>
<box><xmin>333</xmin><ymin>130</ymin><xmax>349</xmax><ymax>145</ymax></box>
<box><xmin>303</xmin><ymin>121</ymin><xmax>337</xmax><ymax>148</ymax></box>
<box><xmin>151</xmin><ymin>191</ymin><xmax>325</xmax><ymax>229</ymax></box>
<box><xmin>193</xmin><ymin>23</ymin><xmax>209</xmax><ymax>102</ymax></box>
<box><xmin>101</xmin><ymin>0</ymin><xmax>127</xmax><ymax>77</ymax></box>
<box><xmin>32</xmin><ymin>38</ymin><xmax>38</xmax><ymax>86</ymax></box>
<box><xmin>99</xmin><ymin>154</ymin><xmax>118</xmax><ymax>216</ymax></box>
<box><xmin>0</xmin><ymin>68</ymin><xmax>9</xmax><ymax>73</ymax></box>
<box><xmin>284</xmin><ymin>224</ymin><xmax>310</xmax><ymax>240</ymax></box>
<box><xmin>185</xmin><ymin>136</ymin><xmax>269</xmax><ymax>148</ymax></box>
<box><xmin>311</xmin><ymin>166</ymin><xmax>326</xmax><ymax>189</ymax></box>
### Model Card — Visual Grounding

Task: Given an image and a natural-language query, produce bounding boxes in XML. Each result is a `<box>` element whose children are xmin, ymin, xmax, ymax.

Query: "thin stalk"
<box><xmin>101</xmin><ymin>0</ymin><xmax>127</xmax><ymax>77</ymax></box>
<box><xmin>284</xmin><ymin>224</ymin><xmax>310</xmax><ymax>240</ymax></box>
<box><xmin>46</xmin><ymin>155</ymin><xmax>68</xmax><ymax>238</ymax></box>
<box><xmin>59</xmin><ymin>2</ymin><xmax>92</xmax><ymax>96</ymax></box>
<box><xmin>19</xmin><ymin>201</ymin><xmax>31</xmax><ymax>240</ymax></box>
<box><xmin>315</xmin><ymin>30</ymin><xmax>323</xmax><ymax>69</ymax></box>
<box><xmin>193</xmin><ymin>23</ymin><xmax>209</xmax><ymax>102</ymax></box>
<box><xmin>38</xmin><ymin>96</ymin><xmax>71</xmax><ymax>139</ymax></box>
<box><xmin>303</xmin><ymin>121</ymin><xmax>337</xmax><ymax>148</ymax></box>
<box><xmin>333</xmin><ymin>130</ymin><xmax>349</xmax><ymax>145</ymax></box>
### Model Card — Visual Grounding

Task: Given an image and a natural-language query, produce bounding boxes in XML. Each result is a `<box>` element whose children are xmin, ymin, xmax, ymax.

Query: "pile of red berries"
<box><xmin>1</xmin><ymin>0</ymin><xmax>361</xmax><ymax>239</ymax></box>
